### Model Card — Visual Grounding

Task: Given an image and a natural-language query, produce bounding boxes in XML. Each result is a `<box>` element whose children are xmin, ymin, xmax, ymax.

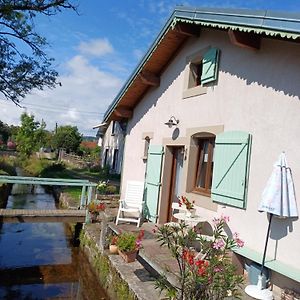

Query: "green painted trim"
<box><xmin>233</xmin><ymin>246</ymin><xmax>300</xmax><ymax>283</ymax></box>
<box><xmin>173</xmin><ymin>17</ymin><xmax>300</xmax><ymax>39</ymax></box>
<box><xmin>0</xmin><ymin>175</ymin><xmax>97</xmax><ymax>187</ymax></box>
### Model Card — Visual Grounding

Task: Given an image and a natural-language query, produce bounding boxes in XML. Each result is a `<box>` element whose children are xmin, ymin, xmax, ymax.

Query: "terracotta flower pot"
<box><xmin>118</xmin><ymin>249</ymin><xmax>137</xmax><ymax>263</ymax></box>
<box><xmin>109</xmin><ymin>244</ymin><xmax>118</xmax><ymax>254</ymax></box>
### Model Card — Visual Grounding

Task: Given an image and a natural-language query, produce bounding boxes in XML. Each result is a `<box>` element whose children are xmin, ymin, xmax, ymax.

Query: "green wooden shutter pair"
<box><xmin>144</xmin><ymin>145</ymin><xmax>164</xmax><ymax>223</ymax></box>
<box><xmin>212</xmin><ymin>131</ymin><xmax>252</xmax><ymax>209</ymax></box>
<box><xmin>201</xmin><ymin>48</ymin><xmax>220</xmax><ymax>84</ymax></box>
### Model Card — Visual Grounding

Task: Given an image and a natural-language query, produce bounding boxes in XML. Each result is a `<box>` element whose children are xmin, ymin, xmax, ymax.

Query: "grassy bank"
<box><xmin>0</xmin><ymin>157</ymin><xmax>17</xmax><ymax>177</ymax></box>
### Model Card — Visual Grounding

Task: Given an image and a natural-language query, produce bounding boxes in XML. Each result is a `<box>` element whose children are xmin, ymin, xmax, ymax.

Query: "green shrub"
<box><xmin>99</xmin><ymin>165</ymin><xmax>109</xmax><ymax>179</ymax></box>
<box><xmin>0</xmin><ymin>157</ymin><xmax>17</xmax><ymax>176</ymax></box>
<box><xmin>23</xmin><ymin>157</ymin><xmax>51</xmax><ymax>176</ymax></box>
<box><xmin>39</xmin><ymin>162</ymin><xmax>66</xmax><ymax>178</ymax></box>
<box><xmin>106</xmin><ymin>185</ymin><xmax>118</xmax><ymax>194</ymax></box>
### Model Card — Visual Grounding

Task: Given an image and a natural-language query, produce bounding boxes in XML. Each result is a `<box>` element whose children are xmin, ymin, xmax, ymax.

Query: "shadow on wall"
<box><xmin>221</xmin><ymin>37</ymin><xmax>300</xmax><ymax>99</ymax></box>
<box><xmin>269</xmin><ymin>215</ymin><xmax>298</xmax><ymax>260</ymax></box>
<box><xmin>126</xmin><ymin>53</ymin><xmax>185</xmax><ymax>135</ymax></box>
<box><xmin>127</xmin><ymin>31</ymin><xmax>300</xmax><ymax>135</ymax></box>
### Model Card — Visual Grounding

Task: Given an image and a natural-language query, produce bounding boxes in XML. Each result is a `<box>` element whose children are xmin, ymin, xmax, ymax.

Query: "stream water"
<box><xmin>0</xmin><ymin>184</ymin><xmax>108</xmax><ymax>300</ymax></box>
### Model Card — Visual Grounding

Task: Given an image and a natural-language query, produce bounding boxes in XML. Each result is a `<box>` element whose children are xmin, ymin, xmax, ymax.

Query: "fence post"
<box><xmin>87</xmin><ymin>186</ymin><xmax>93</xmax><ymax>206</ymax></box>
<box><xmin>80</xmin><ymin>186</ymin><xmax>86</xmax><ymax>208</ymax></box>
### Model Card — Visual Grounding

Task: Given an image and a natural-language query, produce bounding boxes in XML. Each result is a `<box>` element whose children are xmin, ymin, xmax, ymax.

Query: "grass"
<box><xmin>64</xmin><ymin>186</ymin><xmax>83</xmax><ymax>201</ymax></box>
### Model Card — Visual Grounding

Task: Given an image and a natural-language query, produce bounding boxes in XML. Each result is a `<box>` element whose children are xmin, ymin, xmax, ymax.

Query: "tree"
<box><xmin>0</xmin><ymin>120</ymin><xmax>10</xmax><ymax>143</ymax></box>
<box><xmin>15</xmin><ymin>112</ymin><xmax>47</xmax><ymax>157</ymax></box>
<box><xmin>52</xmin><ymin>125</ymin><xmax>82</xmax><ymax>153</ymax></box>
<box><xmin>0</xmin><ymin>1</ymin><xmax>77</xmax><ymax>105</ymax></box>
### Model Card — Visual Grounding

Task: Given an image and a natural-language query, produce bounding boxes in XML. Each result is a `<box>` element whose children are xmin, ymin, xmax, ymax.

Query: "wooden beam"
<box><xmin>174</xmin><ymin>23</ymin><xmax>200</xmax><ymax>37</ymax></box>
<box><xmin>228</xmin><ymin>29</ymin><xmax>260</xmax><ymax>50</ymax></box>
<box><xmin>114</xmin><ymin>106</ymin><xmax>133</xmax><ymax>119</ymax></box>
<box><xmin>139</xmin><ymin>70</ymin><xmax>160</xmax><ymax>86</ymax></box>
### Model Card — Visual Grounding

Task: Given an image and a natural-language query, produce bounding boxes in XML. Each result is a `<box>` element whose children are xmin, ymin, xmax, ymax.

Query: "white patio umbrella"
<box><xmin>245</xmin><ymin>152</ymin><xmax>298</xmax><ymax>300</ymax></box>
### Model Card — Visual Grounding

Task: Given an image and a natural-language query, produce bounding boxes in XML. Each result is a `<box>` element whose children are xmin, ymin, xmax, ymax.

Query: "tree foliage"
<box><xmin>0</xmin><ymin>0</ymin><xmax>77</xmax><ymax>104</ymax></box>
<box><xmin>52</xmin><ymin>125</ymin><xmax>82</xmax><ymax>153</ymax></box>
<box><xmin>15</xmin><ymin>112</ymin><xmax>47</xmax><ymax>157</ymax></box>
<box><xmin>0</xmin><ymin>120</ymin><xmax>10</xmax><ymax>143</ymax></box>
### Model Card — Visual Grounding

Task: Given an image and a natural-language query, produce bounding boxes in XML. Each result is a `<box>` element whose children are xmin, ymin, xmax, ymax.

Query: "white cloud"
<box><xmin>78</xmin><ymin>38</ymin><xmax>114</xmax><ymax>57</ymax></box>
<box><xmin>133</xmin><ymin>49</ymin><xmax>144</xmax><ymax>61</ymax></box>
<box><xmin>0</xmin><ymin>43</ymin><xmax>123</xmax><ymax>136</ymax></box>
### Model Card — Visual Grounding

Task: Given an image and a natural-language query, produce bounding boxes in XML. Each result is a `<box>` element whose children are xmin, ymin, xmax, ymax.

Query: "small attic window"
<box><xmin>189</xmin><ymin>61</ymin><xmax>203</xmax><ymax>88</ymax></box>
<box><xmin>183</xmin><ymin>47</ymin><xmax>220</xmax><ymax>99</ymax></box>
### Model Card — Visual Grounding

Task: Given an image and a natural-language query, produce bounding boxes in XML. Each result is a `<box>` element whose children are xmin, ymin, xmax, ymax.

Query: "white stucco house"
<box><xmin>101</xmin><ymin>7</ymin><xmax>300</xmax><ymax>294</ymax></box>
<box><xmin>94</xmin><ymin>121</ymin><xmax>125</xmax><ymax>174</ymax></box>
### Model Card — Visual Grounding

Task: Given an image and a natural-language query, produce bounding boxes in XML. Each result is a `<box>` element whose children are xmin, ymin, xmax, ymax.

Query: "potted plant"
<box><xmin>116</xmin><ymin>230</ymin><xmax>144</xmax><ymax>263</ymax></box>
<box><xmin>87</xmin><ymin>200</ymin><xmax>105</xmax><ymax>223</ymax></box>
<box><xmin>96</xmin><ymin>180</ymin><xmax>108</xmax><ymax>195</ymax></box>
<box><xmin>178</xmin><ymin>196</ymin><xmax>196</xmax><ymax>217</ymax></box>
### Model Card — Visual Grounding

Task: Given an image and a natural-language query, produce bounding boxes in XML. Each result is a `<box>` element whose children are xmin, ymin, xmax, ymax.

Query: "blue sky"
<box><xmin>1</xmin><ymin>0</ymin><xmax>300</xmax><ymax>136</ymax></box>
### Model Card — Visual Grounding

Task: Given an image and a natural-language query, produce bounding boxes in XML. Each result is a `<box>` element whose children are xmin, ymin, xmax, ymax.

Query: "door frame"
<box><xmin>158</xmin><ymin>143</ymin><xmax>185</xmax><ymax>223</ymax></box>
<box><xmin>166</xmin><ymin>146</ymin><xmax>184</xmax><ymax>222</ymax></box>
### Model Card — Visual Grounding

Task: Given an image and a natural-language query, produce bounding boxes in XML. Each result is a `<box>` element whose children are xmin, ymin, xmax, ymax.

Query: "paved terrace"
<box><xmin>85</xmin><ymin>220</ymin><xmax>253</xmax><ymax>300</ymax></box>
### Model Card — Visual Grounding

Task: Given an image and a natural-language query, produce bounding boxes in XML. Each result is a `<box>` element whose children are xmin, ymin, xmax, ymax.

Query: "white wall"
<box><xmin>101</xmin><ymin>121</ymin><xmax>125</xmax><ymax>174</ymax></box>
<box><xmin>121</xmin><ymin>28</ymin><xmax>300</xmax><ymax>280</ymax></box>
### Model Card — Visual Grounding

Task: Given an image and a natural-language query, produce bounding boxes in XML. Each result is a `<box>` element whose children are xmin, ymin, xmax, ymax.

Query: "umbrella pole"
<box><xmin>260</xmin><ymin>213</ymin><xmax>273</xmax><ymax>276</ymax></box>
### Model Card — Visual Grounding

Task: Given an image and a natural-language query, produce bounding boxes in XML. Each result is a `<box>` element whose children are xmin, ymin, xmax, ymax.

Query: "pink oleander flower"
<box><xmin>233</xmin><ymin>232</ymin><xmax>244</xmax><ymax>248</ymax></box>
<box><xmin>214</xmin><ymin>267</ymin><xmax>222</xmax><ymax>272</ymax></box>
<box><xmin>213</xmin><ymin>239</ymin><xmax>225</xmax><ymax>250</ymax></box>
<box><xmin>135</xmin><ymin>239</ymin><xmax>142</xmax><ymax>249</ymax></box>
<box><xmin>236</xmin><ymin>238</ymin><xmax>244</xmax><ymax>248</ymax></box>
<box><xmin>221</xmin><ymin>215</ymin><xmax>230</xmax><ymax>223</ymax></box>
<box><xmin>213</xmin><ymin>214</ymin><xmax>230</xmax><ymax>225</ymax></box>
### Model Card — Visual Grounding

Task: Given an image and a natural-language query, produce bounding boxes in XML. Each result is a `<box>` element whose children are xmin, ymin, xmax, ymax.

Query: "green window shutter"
<box><xmin>201</xmin><ymin>48</ymin><xmax>220</xmax><ymax>84</ymax></box>
<box><xmin>144</xmin><ymin>145</ymin><xmax>164</xmax><ymax>223</ymax></box>
<box><xmin>211</xmin><ymin>131</ymin><xmax>251</xmax><ymax>209</ymax></box>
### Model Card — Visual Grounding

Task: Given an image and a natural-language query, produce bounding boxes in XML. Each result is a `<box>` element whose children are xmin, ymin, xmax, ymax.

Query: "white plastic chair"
<box><xmin>116</xmin><ymin>181</ymin><xmax>145</xmax><ymax>227</ymax></box>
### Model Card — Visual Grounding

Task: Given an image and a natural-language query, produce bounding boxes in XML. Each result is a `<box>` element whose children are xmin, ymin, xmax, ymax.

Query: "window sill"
<box><xmin>191</xmin><ymin>189</ymin><xmax>211</xmax><ymax>197</ymax></box>
<box><xmin>182</xmin><ymin>85</ymin><xmax>207</xmax><ymax>99</ymax></box>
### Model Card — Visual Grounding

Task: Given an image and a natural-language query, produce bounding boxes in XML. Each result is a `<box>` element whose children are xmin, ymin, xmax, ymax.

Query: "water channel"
<box><xmin>0</xmin><ymin>183</ymin><xmax>108</xmax><ymax>300</ymax></box>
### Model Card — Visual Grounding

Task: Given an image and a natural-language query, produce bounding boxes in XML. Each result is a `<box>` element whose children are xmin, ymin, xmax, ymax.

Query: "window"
<box><xmin>112</xmin><ymin>149</ymin><xmax>119</xmax><ymax>170</ymax></box>
<box><xmin>189</xmin><ymin>61</ymin><xmax>203</xmax><ymax>88</ymax></box>
<box><xmin>143</xmin><ymin>136</ymin><xmax>150</xmax><ymax>159</ymax></box>
<box><xmin>194</xmin><ymin>136</ymin><xmax>215</xmax><ymax>195</ymax></box>
<box><xmin>111</xmin><ymin>121</ymin><xmax>116</xmax><ymax>135</ymax></box>
<box><xmin>104</xmin><ymin>148</ymin><xmax>109</xmax><ymax>166</ymax></box>
<box><xmin>183</xmin><ymin>47</ymin><xmax>220</xmax><ymax>99</ymax></box>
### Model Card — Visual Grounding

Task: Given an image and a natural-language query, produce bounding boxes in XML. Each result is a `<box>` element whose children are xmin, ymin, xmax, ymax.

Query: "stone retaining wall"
<box><xmin>57</xmin><ymin>190</ymin><xmax>161</xmax><ymax>300</ymax></box>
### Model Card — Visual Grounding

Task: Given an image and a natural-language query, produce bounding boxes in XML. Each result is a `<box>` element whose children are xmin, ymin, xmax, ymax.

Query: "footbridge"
<box><xmin>0</xmin><ymin>175</ymin><xmax>97</xmax><ymax>223</ymax></box>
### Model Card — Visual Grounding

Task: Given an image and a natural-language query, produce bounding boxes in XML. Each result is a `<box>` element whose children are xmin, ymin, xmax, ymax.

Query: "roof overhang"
<box><xmin>103</xmin><ymin>7</ymin><xmax>300</xmax><ymax>123</ymax></box>
<box><xmin>92</xmin><ymin>122</ymin><xmax>107</xmax><ymax>129</ymax></box>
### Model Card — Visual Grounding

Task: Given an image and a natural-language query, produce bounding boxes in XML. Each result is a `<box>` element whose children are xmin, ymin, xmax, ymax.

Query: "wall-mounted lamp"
<box><xmin>164</xmin><ymin>116</ymin><xmax>179</xmax><ymax>128</ymax></box>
